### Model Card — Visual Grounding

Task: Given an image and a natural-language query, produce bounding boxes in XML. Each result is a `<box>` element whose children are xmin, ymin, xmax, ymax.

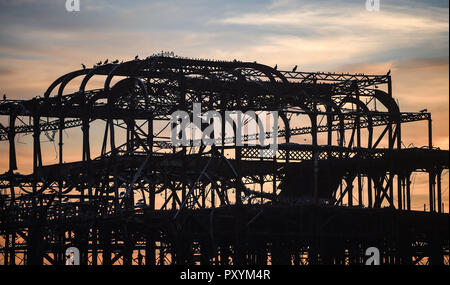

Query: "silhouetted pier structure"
<box><xmin>0</xmin><ymin>55</ymin><xmax>448</xmax><ymax>265</ymax></box>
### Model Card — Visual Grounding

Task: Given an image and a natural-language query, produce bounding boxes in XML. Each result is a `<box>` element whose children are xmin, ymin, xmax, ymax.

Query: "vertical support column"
<box><xmin>231</xmin><ymin>111</ymin><xmax>242</xmax><ymax>206</ymax></box>
<box><xmin>172</xmin><ymin>183</ymin><xmax>178</xmax><ymax>210</ymax></box>
<box><xmin>428</xmin><ymin>117</ymin><xmax>432</xmax><ymax>149</ymax></box>
<box><xmin>220</xmin><ymin>108</ymin><xmax>225</xmax><ymax>156</ymax></box>
<box><xmin>75</xmin><ymin>226</ymin><xmax>89</xmax><ymax>265</ymax></box>
<box><xmin>8</xmin><ymin>114</ymin><xmax>17</xmax><ymax>172</ymax></box>
<box><xmin>394</xmin><ymin>78</ymin><xmax>403</xmax><ymax>210</ymax></box>
<box><xmin>368</xmin><ymin>125</ymin><xmax>373</xmax><ymax>149</ymax></box>
<box><xmin>4</xmin><ymin>233</ymin><xmax>9</xmax><ymax>265</ymax></box>
<box><xmin>272</xmin><ymin>154</ymin><xmax>277</xmax><ymax>195</ymax></box>
<box><xmin>147</xmin><ymin>116</ymin><xmax>153</xmax><ymax>155</ymax></box>
<box><xmin>109</xmin><ymin>119</ymin><xmax>116</xmax><ymax>156</ymax></box>
<box><xmin>101</xmin><ymin>227</ymin><xmax>112</xmax><ymax>265</ymax></box>
<box><xmin>33</xmin><ymin>115</ymin><xmax>42</xmax><ymax>176</ymax></box>
<box><xmin>406</xmin><ymin>174</ymin><xmax>411</xmax><ymax>210</ymax></box>
<box><xmin>108</xmin><ymin>118</ymin><xmax>120</xmax><ymax>209</ymax></box>
<box><xmin>235</xmin><ymin>141</ymin><xmax>242</xmax><ymax>206</ymax></box>
<box><xmin>32</xmin><ymin>114</ymin><xmax>42</xmax><ymax>222</ymax></box>
<box><xmin>313</xmin><ymin>152</ymin><xmax>319</xmax><ymax>205</ymax></box>
<box><xmin>92</xmin><ymin>228</ymin><xmax>98</xmax><ymax>265</ymax></box>
<box><xmin>326</xmin><ymin>107</ymin><xmax>332</xmax><ymax>146</ymax></box>
<box><xmin>9</xmin><ymin>232</ymin><xmax>15</xmax><ymax>265</ymax></box>
<box><xmin>145</xmin><ymin>232</ymin><xmax>155</xmax><ymax>266</ymax></box>
<box><xmin>82</xmin><ymin>118</ymin><xmax>90</xmax><ymax>162</ymax></box>
<box><xmin>367</xmin><ymin>176</ymin><xmax>373</xmax><ymax>208</ymax></box>
<box><xmin>147</xmin><ymin>117</ymin><xmax>156</xmax><ymax>210</ymax></box>
<box><xmin>123</xmin><ymin>225</ymin><xmax>133</xmax><ymax>266</ymax></box>
<box><xmin>428</xmin><ymin>171</ymin><xmax>436</xmax><ymax>212</ymax></box>
<box><xmin>427</xmin><ymin>116</ymin><xmax>434</xmax><ymax>213</ymax></box>
<box><xmin>396</xmin><ymin>123</ymin><xmax>402</xmax><ymax>149</ymax></box>
<box><xmin>355</xmin><ymin>95</ymin><xmax>363</xmax><ymax>206</ymax></box>
<box><xmin>283</xmin><ymin>113</ymin><xmax>290</xmax><ymax>164</ymax></box>
<box><xmin>59</xmin><ymin>120</ymin><xmax>64</xmax><ymax>165</ymax></box>
<box><xmin>126</xmin><ymin>119</ymin><xmax>135</xmax><ymax>155</ymax></box>
<box><xmin>211</xmin><ymin>182</ymin><xmax>216</xmax><ymax>208</ymax></box>
<box><xmin>355</xmin><ymin>90</ymin><xmax>361</xmax><ymax>148</ymax></box>
<box><xmin>58</xmin><ymin>117</ymin><xmax>64</xmax><ymax>202</ymax></box>
<box><xmin>388</xmin><ymin>173</ymin><xmax>394</xmax><ymax>207</ymax></box>
<box><xmin>28</xmin><ymin>223</ymin><xmax>43</xmax><ymax>265</ymax></box>
<box><xmin>347</xmin><ymin>176</ymin><xmax>353</xmax><ymax>207</ymax></box>
<box><xmin>436</xmin><ymin>170</ymin><xmax>442</xmax><ymax>213</ymax></box>
<box><xmin>311</xmin><ymin>109</ymin><xmax>319</xmax><ymax>205</ymax></box>
<box><xmin>311</xmin><ymin>112</ymin><xmax>318</xmax><ymax>147</ymax></box>
<box><xmin>357</xmin><ymin>175</ymin><xmax>363</xmax><ymax>207</ymax></box>
<box><xmin>126</xmin><ymin>119</ymin><xmax>136</xmax><ymax>210</ymax></box>
<box><xmin>149</xmin><ymin>184</ymin><xmax>155</xmax><ymax>210</ymax></box>
<box><xmin>101</xmin><ymin>121</ymin><xmax>109</xmax><ymax>156</ymax></box>
<box><xmin>397</xmin><ymin>174</ymin><xmax>403</xmax><ymax>210</ymax></box>
<box><xmin>338</xmin><ymin>113</ymin><xmax>345</xmax><ymax>147</ymax></box>
<box><xmin>81</xmin><ymin>117</ymin><xmax>90</xmax><ymax>203</ymax></box>
<box><xmin>8</xmin><ymin>114</ymin><xmax>17</xmax><ymax>211</ymax></box>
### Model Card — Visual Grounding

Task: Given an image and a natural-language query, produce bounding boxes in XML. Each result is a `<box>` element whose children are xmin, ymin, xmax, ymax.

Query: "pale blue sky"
<box><xmin>0</xmin><ymin>0</ymin><xmax>448</xmax><ymax>70</ymax></box>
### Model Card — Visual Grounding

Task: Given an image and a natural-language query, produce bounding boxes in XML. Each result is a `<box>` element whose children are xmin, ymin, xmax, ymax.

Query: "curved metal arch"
<box><xmin>104</xmin><ymin>59</ymin><xmax>150</xmax><ymax>92</ymax></box>
<box><xmin>154</xmin><ymin>62</ymin><xmax>292</xmax><ymax>143</ymax></box>
<box><xmin>104</xmin><ymin>75</ymin><xmax>150</xmax><ymax>158</ymax></box>
<box><xmin>338</xmin><ymin>96</ymin><xmax>372</xmax><ymax>114</ymax></box>
<box><xmin>105</xmin><ymin>76</ymin><xmax>148</xmax><ymax>105</ymax></box>
<box><xmin>114</xmin><ymin>60</ymin><xmax>288</xmax><ymax>145</ymax></box>
<box><xmin>278</xmin><ymin>112</ymin><xmax>291</xmax><ymax>143</ymax></box>
<box><xmin>144</xmin><ymin>66</ymin><xmax>190</xmax><ymax>111</ymax></box>
<box><xmin>338</xmin><ymin>96</ymin><xmax>373</xmax><ymax>125</ymax></box>
<box><xmin>237</xmin><ymin>61</ymin><xmax>289</xmax><ymax>84</ymax></box>
<box><xmin>103</xmin><ymin>58</ymin><xmax>288</xmax><ymax>102</ymax></box>
<box><xmin>339</xmin><ymin>96</ymin><xmax>374</xmax><ymax>147</ymax></box>
<box><xmin>149</xmin><ymin>56</ymin><xmax>287</xmax><ymax>84</ymax></box>
<box><xmin>44</xmin><ymin>69</ymin><xmax>91</xmax><ymax>98</ymax></box>
<box><xmin>231</xmin><ymin>63</ymin><xmax>291</xmax><ymax>114</ymax></box>
<box><xmin>374</xmin><ymin>89</ymin><xmax>400</xmax><ymax>114</ymax></box>
<box><xmin>232</xmin><ymin>63</ymin><xmax>284</xmax><ymax>103</ymax></box>
<box><xmin>57</xmin><ymin>69</ymin><xmax>95</xmax><ymax>98</ymax></box>
<box><xmin>224</xmin><ymin>67</ymin><xmax>251</xmax><ymax>110</ymax></box>
<box><xmin>227</xmin><ymin>67</ymin><xmax>248</xmax><ymax>83</ymax></box>
<box><xmin>305</xmin><ymin>95</ymin><xmax>346</xmax><ymax>145</ymax></box>
<box><xmin>79</xmin><ymin>64</ymin><xmax>119</xmax><ymax>93</ymax></box>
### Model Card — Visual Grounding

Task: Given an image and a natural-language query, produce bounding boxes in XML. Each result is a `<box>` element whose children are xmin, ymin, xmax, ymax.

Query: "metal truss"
<box><xmin>0</xmin><ymin>55</ymin><xmax>448</xmax><ymax>265</ymax></box>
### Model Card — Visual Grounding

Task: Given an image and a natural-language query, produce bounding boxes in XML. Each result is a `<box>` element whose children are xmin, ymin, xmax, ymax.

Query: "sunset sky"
<box><xmin>0</xmin><ymin>0</ymin><xmax>448</xmax><ymax>211</ymax></box>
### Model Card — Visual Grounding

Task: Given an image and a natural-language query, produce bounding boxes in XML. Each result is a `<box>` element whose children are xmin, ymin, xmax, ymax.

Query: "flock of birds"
<box><xmin>79</xmin><ymin>53</ymin><xmax>391</xmax><ymax>78</ymax></box>
<box><xmin>81</xmin><ymin>55</ymin><xmax>302</xmax><ymax>74</ymax></box>
<box><xmin>81</xmin><ymin>55</ymin><xmax>140</xmax><ymax>69</ymax></box>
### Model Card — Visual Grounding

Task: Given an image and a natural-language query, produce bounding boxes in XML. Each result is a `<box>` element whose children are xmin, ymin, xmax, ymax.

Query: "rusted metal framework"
<box><xmin>0</xmin><ymin>55</ymin><xmax>448</xmax><ymax>265</ymax></box>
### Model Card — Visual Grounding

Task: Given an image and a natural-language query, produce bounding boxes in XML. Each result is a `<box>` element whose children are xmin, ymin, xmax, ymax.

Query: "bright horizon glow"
<box><xmin>0</xmin><ymin>0</ymin><xmax>448</xmax><ymax>212</ymax></box>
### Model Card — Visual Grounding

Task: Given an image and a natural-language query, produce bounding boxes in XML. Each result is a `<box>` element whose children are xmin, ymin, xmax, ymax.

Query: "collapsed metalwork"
<box><xmin>0</xmin><ymin>55</ymin><xmax>448</xmax><ymax>265</ymax></box>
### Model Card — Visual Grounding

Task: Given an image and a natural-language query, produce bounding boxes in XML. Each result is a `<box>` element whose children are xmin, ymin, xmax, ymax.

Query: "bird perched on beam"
<box><xmin>134</xmin><ymin>55</ymin><xmax>139</xmax><ymax>60</ymax></box>
<box><xmin>112</xmin><ymin>59</ymin><xmax>119</xmax><ymax>64</ymax></box>
<box><xmin>274</xmin><ymin>64</ymin><xmax>277</xmax><ymax>70</ymax></box>
<box><xmin>387</xmin><ymin>69</ymin><xmax>391</xmax><ymax>76</ymax></box>
<box><xmin>292</xmin><ymin>65</ymin><xmax>298</xmax><ymax>72</ymax></box>
<box><xmin>96</xmin><ymin>61</ymin><xmax>102</xmax><ymax>66</ymax></box>
<box><xmin>103</xmin><ymin>59</ymin><xmax>108</xmax><ymax>64</ymax></box>
<box><xmin>81</xmin><ymin>64</ymin><xmax>86</xmax><ymax>69</ymax></box>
